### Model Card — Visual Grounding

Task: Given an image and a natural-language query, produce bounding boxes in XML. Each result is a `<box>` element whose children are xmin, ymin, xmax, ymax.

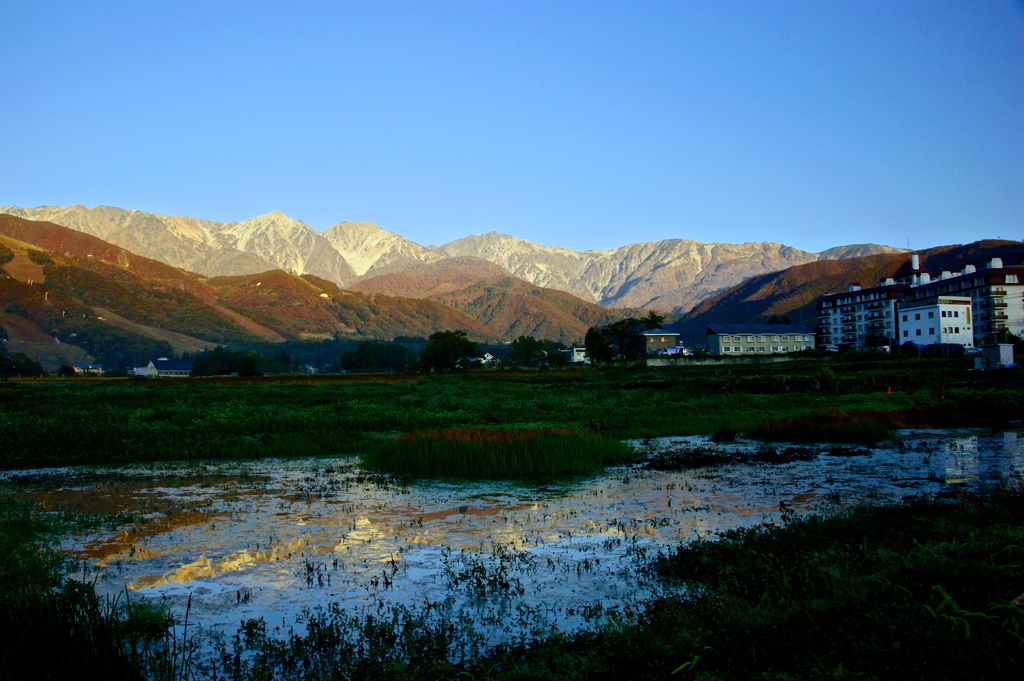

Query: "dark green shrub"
<box><xmin>361</xmin><ymin>427</ymin><xmax>635</xmax><ymax>478</ymax></box>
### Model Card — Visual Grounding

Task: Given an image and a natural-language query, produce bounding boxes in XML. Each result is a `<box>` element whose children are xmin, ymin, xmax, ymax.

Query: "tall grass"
<box><xmin>0</xmin><ymin>499</ymin><xmax>192</xmax><ymax>680</ymax></box>
<box><xmin>360</xmin><ymin>427</ymin><xmax>635</xmax><ymax>478</ymax></box>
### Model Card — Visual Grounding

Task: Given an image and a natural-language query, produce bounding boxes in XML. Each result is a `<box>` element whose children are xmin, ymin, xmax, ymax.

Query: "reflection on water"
<box><xmin>3</xmin><ymin>429</ymin><xmax>1022</xmax><ymax>653</ymax></box>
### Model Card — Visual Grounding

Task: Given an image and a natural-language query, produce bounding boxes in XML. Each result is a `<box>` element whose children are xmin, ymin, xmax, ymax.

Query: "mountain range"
<box><xmin>3</xmin><ymin>209</ymin><xmax>1015</xmax><ymax>371</ymax></box>
<box><xmin>0</xmin><ymin>204</ymin><xmax>905</xmax><ymax>314</ymax></box>
<box><xmin>0</xmin><ymin>215</ymin><xmax>497</xmax><ymax>370</ymax></box>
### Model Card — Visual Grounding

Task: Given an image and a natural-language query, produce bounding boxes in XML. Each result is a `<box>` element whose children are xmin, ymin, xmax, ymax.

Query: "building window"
<box><xmin>781</xmin><ymin>336</ymin><xmax>789</xmax><ymax>341</ymax></box>
<box><xmin>928</xmin><ymin>311</ymin><xmax>934</xmax><ymax>319</ymax></box>
<box><xmin>915</xmin><ymin>313</ymin><xmax>921</xmax><ymax>320</ymax></box>
<box><xmin>747</xmin><ymin>347</ymin><xmax>755</xmax><ymax>353</ymax></box>
<box><xmin>1007</xmin><ymin>275</ymin><xmax>1018</xmax><ymax>283</ymax></box>
<box><xmin>929</xmin><ymin>328</ymin><xmax>935</xmax><ymax>335</ymax></box>
<box><xmin>953</xmin><ymin>310</ymin><xmax>958</xmax><ymax>318</ymax></box>
<box><xmin>902</xmin><ymin>315</ymin><xmax>908</xmax><ymax>322</ymax></box>
<box><xmin>758</xmin><ymin>347</ymin><xmax>765</xmax><ymax>353</ymax></box>
<box><xmin>916</xmin><ymin>329</ymin><xmax>922</xmax><ymax>336</ymax></box>
<box><xmin>903</xmin><ymin>330</ymin><xmax>908</xmax><ymax>337</ymax></box>
<box><xmin>782</xmin><ymin>347</ymin><xmax>789</xmax><ymax>352</ymax></box>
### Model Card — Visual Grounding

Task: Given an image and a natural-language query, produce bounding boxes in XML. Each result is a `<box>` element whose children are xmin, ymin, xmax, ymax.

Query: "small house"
<box><xmin>643</xmin><ymin>328</ymin><xmax>680</xmax><ymax>353</ymax></box>
<box><xmin>147</xmin><ymin>358</ymin><xmax>194</xmax><ymax>377</ymax></box>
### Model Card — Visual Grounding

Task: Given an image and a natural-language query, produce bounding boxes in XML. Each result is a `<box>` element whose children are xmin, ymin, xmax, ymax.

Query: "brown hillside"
<box><xmin>0</xmin><ymin>214</ymin><xmax>218</xmax><ymax>302</ymax></box>
<box><xmin>207</xmin><ymin>271</ymin><xmax>495</xmax><ymax>341</ymax></box>
<box><xmin>350</xmin><ymin>257</ymin><xmax>628</xmax><ymax>344</ymax></box>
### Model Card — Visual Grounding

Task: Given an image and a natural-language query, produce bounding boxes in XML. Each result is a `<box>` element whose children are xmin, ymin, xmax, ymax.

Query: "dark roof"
<box><xmin>154</xmin><ymin>359</ymin><xmax>193</xmax><ymax>371</ymax></box>
<box><xmin>643</xmin><ymin>328</ymin><xmax>678</xmax><ymax>335</ymax></box>
<box><xmin>819</xmin><ymin>283</ymin><xmax>910</xmax><ymax>302</ymax></box>
<box><xmin>706</xmin><ymin>324</ymin><xmax>815</xmax><ymax>336</ymax></box>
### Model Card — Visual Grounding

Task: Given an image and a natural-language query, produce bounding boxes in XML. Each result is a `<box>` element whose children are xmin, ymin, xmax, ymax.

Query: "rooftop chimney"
<box><xmin>989</xmin><ymin>257</ymin><xmax>1003</xmax><ymax>269</ymax></box>
<box><xmin>919</xmin><ymin>272</ymin><xmax>931</xmax><ymax>284</ymax></box>
<box><xmin>910</xmin><ymin>254</ymin><xmax>920</xmax><ymax>270</ymax></box>
<box><xmin>848</xmin><ymin>283</ymin><xmax>861</xmax><ymax>292</ymax></box>
<box><xmin>883</xmin><ymin>277</ymin><xmax>895</xmax><ymax>286</ymax></box>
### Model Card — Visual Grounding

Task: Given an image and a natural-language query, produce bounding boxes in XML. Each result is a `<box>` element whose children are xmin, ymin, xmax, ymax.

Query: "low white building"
<box><xmin>898</xmin><ymin>296</ymin><xmax>974</xmax><ymax>347</ymax></box>
<box><xmin>707</xmin><ymin>324</ymin><xmax>816</xmax><ymax>355</ymax></box>
<box><xmin>561</xmin><ymin>347</ymin><xmax>589</xmax><ymax>364</ymax></box>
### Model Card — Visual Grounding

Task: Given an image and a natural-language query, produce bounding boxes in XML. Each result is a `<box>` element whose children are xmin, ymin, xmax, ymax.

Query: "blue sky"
<box><xmin>2</xmin><ymin>1</ymin><xmax>1021</xmax><ymax>252</ymax></box>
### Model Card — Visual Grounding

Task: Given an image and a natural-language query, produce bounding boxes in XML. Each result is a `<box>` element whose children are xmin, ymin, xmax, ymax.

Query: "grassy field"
<box><xmin>2</xmin><ymin>357</ymin><xmax>1022</xmax><ymax>470</ymax></box>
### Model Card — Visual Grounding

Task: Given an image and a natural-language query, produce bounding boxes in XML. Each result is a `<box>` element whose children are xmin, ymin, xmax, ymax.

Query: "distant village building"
<box><xmin>706</xmin><ymin>324</ymin><xmax>816</xmax><ymax>356</ymax></box>
<box><xmin>561</xmin><ymin>347</ymin><xmax>589</xmax><ymax>364</ymax></box>
<box><xmin>817</xmin><ymin>281</ymin><xmax>906</xmax><ymax>349</ymax></box>
<box><xmin>71</xmin><ymin>363</ymin><xmax>104</xmax><ymax>376</ymax></box>
<box><xmin>144</xmin><ymin>358</ymin><xmax>194</xmax><ymax>377</ymax></box>
<box><xmin>816</xmin><ymin>255</ymin><xmax>1023</xmax><ymax>349</ymax></box>
<box><xmin>643</xmin><ymin>328</ymin><xmax>680</xmax><ymax>353</ymax></box>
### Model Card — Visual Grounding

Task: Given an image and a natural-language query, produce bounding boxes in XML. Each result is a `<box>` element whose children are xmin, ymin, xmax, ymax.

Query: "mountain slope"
<box><xmin>323</xmin><ymin>221</ymin><xmax>444</xmax><ymax>276</ymax></box>
<box><xmin>0</xmin><ymin>205</ymin><xmax>359</xmax><ymax>285</ymax></box>
<box><xmin>350</xmin><ymin>257</ymin><xmax>630</xmax><ymax>344</ymax></box>
<box><xmin>0</xmin><ymin>215</ymin><xmax>503</xmax><ymax>369</ymax></box>
<box><xmin>435</xmin><ymin>232</ymin><xmax>906</xmax><ymax>313</ymax></box>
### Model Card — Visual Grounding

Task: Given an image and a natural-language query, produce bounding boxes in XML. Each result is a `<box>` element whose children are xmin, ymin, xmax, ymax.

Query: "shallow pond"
<box><xmin>3</xmin><ymin>429</ymin><xmax>1022</xmax><ymax>664</ymax></box>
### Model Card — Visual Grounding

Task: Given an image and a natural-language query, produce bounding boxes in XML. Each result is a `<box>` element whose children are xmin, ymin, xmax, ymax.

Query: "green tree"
<box><xmin>506</xmin><ymin>336</ymin><xmax>568</xmax><ymax>368</ymax></box>
<box><xmin>586</xmin><ymin>317</ymin><xmax>651</xmax><ymax>362</ymax></box>
<box><xmin>236</xmin><ymin>352</ymin><xmax>262</xmax><ymax>377</ymax></box>
<box><xmin>0</xmin><ymin>352</ymin><xmax>45</xmax><ymax>378</ymax></box>
<box><xmin>416</xmin><ymin>330</ymin><xmax>481</xmax><ymax>372</ymax></box>
<box><xmin>607</xmin><ymin>318</ymin><xmax>647</xmax><ymax>360</ymax></box>
<box><xmin>642</xmin><ymin>310</ymin><xmax>666</xmax><ymax>330</ymax></box>
<box><xmin>334</xmin><ymin>342</ymin><xmax>415</xmax><ymax>373</ymax></box>
<box><xmin>584</xmin><ymin>326</ymin><xmax>614</xmax><ymax>364</ymax></box>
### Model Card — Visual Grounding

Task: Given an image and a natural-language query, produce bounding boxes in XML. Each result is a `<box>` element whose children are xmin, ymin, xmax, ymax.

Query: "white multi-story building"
<box><xmin>817</xmin><ymin>255</ymin><xmax>1023</xmax><ymax>349</ymax></box>
<box><xmin>816</xmin><ymin>282</ymin><xmax>907</xmax><ymax>349</ymax></box>
<box><xmin>896</xmin><ymin>257</ymin><xmax>1023</xmax><ymax>346</ymax></box>
<box><xmin>898</xmin><ymin>296</ymin><xmax>974</xmax><ymax>347</ymax></box>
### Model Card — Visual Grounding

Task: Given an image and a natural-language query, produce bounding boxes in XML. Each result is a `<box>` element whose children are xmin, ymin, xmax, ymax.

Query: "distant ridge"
<box><xmin>351</xmin><ymin>257</ymin><xmax>632</xmax><ymax>345</ymax></box>
<box><xmin>0</xmin><ymin>215</ymin><xmax>498</xmax><ymax>369</ymax></box>
<box><xmin>2</xmin><ymin>204</ymin><xmax>906</xmax><ymax>315</ymax></box>
<box><xmin>0</xmin><ymin>215</ymin><xmax>644</xmax><ymax>369</ymax></box>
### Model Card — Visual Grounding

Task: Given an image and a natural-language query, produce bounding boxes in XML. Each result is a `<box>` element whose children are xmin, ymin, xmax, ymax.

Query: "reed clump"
<box><xmin>361</xmin><ymin>427</ymin><xmax>635</xmax><ymax>478</ymax></box>
<box><xmin>749</xmin><ymin>407</ymin><xmax>900</xmax><ymax>444</ymax></box>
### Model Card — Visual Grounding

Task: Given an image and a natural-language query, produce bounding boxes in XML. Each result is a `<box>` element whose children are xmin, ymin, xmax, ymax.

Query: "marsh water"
<box><xmin>4</xmin><ymin>429</ymin><xmax>1023</xmax><ymax>661</ymax></box>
